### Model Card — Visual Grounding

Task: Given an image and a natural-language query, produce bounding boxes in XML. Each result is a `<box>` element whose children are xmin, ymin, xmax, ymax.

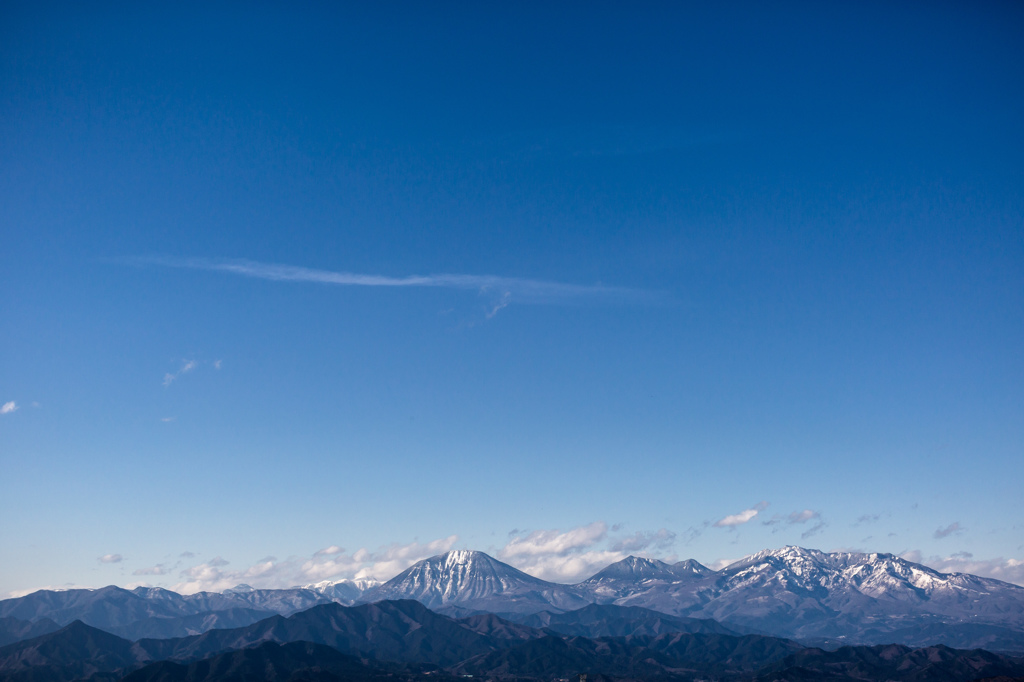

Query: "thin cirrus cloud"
<box><xmin>133</xmin><ymin>564</ymin><xmax>168</xmax><ymax>576</ymax></box>
<box><xmin>761</xmin><ymin>509</ymin><xmax>827</xmax><ymax>539</ymax></box>
<box><xmin>163</xmin><ymin>359</ymin><xmax>197</xmax><ymax>387</ymax></box>
<box><xmin>714</xmin><ymin>501</ymin><xmax>770</xmax><ymax>528</ymax></box>
<box><xmin>934</xmin><ymin>522</ymin><xmax>965</xmax><ymax>539</ymax></box>
<box><xmin>610</xmin><ymin>528</ymin><xmax>677</xmax><ymax>554</ymax></box>
<box><xmin>128</xmin><ymin>256</ymin><xmax>655</xmax><ymax>308</ymax></box>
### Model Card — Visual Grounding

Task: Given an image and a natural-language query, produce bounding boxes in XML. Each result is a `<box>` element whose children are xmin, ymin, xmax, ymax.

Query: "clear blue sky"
<box><xmin>2</xmin><ymin>1</ymin><xmax>1022</xmax><ymax>595</ymax></box>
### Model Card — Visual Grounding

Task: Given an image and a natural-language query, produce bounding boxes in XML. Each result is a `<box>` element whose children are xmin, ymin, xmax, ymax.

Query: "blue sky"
<box><xmin>2</xmin><ymin>1</ymin><xmax>1022</xmax><ymax>595</ymax></box>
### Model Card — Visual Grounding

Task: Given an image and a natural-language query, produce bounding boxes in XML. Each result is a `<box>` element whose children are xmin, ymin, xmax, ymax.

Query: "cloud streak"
<box><xmin>163</xmin><ymin>359</ymin><xmax>197</xmax><ymax>387</ymax></box>
<box><xmin>934</xmin><ymin>522</ymin><xmax>965</xmax><ymax>539</ymax></box>
<box><xmin>133</xmin><ymin>565</ymin><xmax>168</xmax><ymax>576</ymax></box>
<box><xmin>498</xmin><ymin>522</ymin><xmax>625</xmax><ymax>582</ymax></box>
<box><xmin>714</xmin><ymin>501</ymin><xmax>770</xmax><ymax>528</ymax></box>
<box><xmin>762</xmin><ymin>509</ymin><xmax>826</xmax><ymax>539</ymax></box>
<box><xmin>131</xmin><ymin>257</ymin><xmax>652</xmax><ymax>306</ymax></box>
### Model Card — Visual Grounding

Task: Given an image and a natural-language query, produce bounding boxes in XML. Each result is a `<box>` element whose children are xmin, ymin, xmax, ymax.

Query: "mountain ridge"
<box><xmin>4</xmin><ymin>545</ymin><xmax>1024</xmax><ymax>650</ymax></box>
<box><xmin>5</xmin><ymin>605</ymin><xmax>1024</xmax><ymax>682</ymax></box>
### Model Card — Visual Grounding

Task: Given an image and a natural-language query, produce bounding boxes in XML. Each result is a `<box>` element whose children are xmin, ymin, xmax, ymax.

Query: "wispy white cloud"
<box><xmin>764</xmin><ymin>509</ymin><xmax>820</xmax><ymax>526</ymax></box>
<box><xmin>498</xmin><ymin>522</ymin><xmax>626</xmax><ymax>582</ymax></box>
<box><xmin>514</xmin><ymin>550</ymin><xmax>626</xmax><ymax>583</ymax></box>
<box><xmin>314</xmin><ymin>545</ymin><xmax>344</xmax><ymax>556</ymax></box>
<box><xmin>486</xmin><ymin>291</ymin><xmax>512</xmax><ymax>318</ymax></box>
<box><xmin>709</xmin><ymin>557</ymin><xmax>740</xmax><ymax>571</ymax></box>
<box><xmin>163</xmin><ymin>359</ymin><xmax>198</xmax><ymax>387</ymax></box>
<box><xmin>353</xmin><ymin>536</ymin><xmax>460</xmax><ymax>582</ymax></box>
<box><xmin>131</xmin><ymin>256</ymin><xmax>653</xmax><ymax>308</ymax></box>
<box><xmin>714</xmin><ymin>501</ymin><xmax>770</xmax><ymax>528</ymax></box>
<box><xmin>152</xmin><ymin>522</ymin><xmax>684</xmax><ymax>592</ymax></box>
<box><xmin>934</xmin><ymin>522</ymin><xmax>965</xmax><ymax>539</ymax></box>
<box><xmin>788</xmin><ymin>510</ymin><xmax>820</xmax><ymax>524</ymax></box>
<box><xmin>801</xmin><ymin>521</ymin><xmax>827</xmax><ymax>539</ymax></box>
<box><xmin>762</xmin><ymin>509</ymin><xmax>826</xmax><ymax>539</ymax></box>
<box><xmin>133</xmin><ymin>564</ymin><xmax>168</xmax><ymax>576</ymax></box>
<box><xmin>610</xmin><ymin>528</ymin><xmax>676</xmax><ymax>554</ymax></box>
<box><xmin>1</xmin><ymin>401</ymin><xmax>18</xmax><ymax>415</ymax></box>
<box><xmin>500</xmin><ymin>522</ymin><xmax>609</xmax><ymax>559</ymax></box>
<box><xmin>98</xmin><ymin>554</ymin><xmax>123</xmax><ymax>564</ymax></box>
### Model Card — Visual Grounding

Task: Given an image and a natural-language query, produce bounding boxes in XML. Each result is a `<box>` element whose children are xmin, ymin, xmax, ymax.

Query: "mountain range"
<box><xmin>3</xmin><ymin>600</ymin><xmax>1024</xmax><ymax>682</ymax></box>
<box><xmin>3</xmin><ymin>546</ymin><xmax>1024</xmax><ymax>653</ymax></box>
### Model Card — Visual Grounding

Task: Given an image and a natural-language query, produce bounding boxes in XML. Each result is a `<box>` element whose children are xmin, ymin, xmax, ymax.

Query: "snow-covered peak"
<box><xmin>362</xmin><ymin>550</ymin><xmax>590</xmax><ymax>613</ymax></box>
<box><xmin>440</xmin><ymin>549</ymin><xmax>493</xmax><ymax>569</ymax></box>
<box><xmin>301</xmin><ymin>577</ymin><xmax>381</xmax><ymax>605</ymax></box>
<box><xmin>304</xmin><ymin>578</ymin><xmax>381</xmax><ymax>592</ymax></box>
<box><xmin>672</xmin><ymin>559</ymin><xmax>715</xmax><ymax>578</ymax></box>
<box><xmin>580</xmin><ymin>556</ymin><xmax>676</xmax><ymax>583</ymax></box>
<box><xmin>574</xmin><ymin>555</ymin><xmax>713</xmax><ymax>603</ymax></box>
<box><xmin>714</xmin><ymin>546</ymin><xmax>1017</xmax><ymax>605</ymax></box>
<box><xmin>224</xmin><ymin>583</ymin><xmax>257</xmax><ymax>593</ymax></box>
<box><xmin>130</xmin><ymin>586</ymin><xmax>181</xmax><ymax>600</ymax></box>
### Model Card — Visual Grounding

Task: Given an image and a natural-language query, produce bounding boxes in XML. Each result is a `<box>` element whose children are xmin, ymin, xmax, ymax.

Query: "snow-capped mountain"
<box><xmin>3</xmin><ymin>546</ymin><xmax>1022</xmax><ymax>649</ymax></box>
<box><xmin>672</xmin><ymin>558</ymin><xmax>716</xmax><ymax>580</ymax></box>
<box><xmin>617</xmin><ymin>546</ymin><xmax>1024</xmax><ymax>642</ymax></box>
<box><xmin>304</xmin><ymin>578</ymin><xmax>381</xmax><ymax>605</ymax></box>
<box><xmin>212</xmin><ymin>585</ymin><xmax>328</xmax><ymax>614</ymax></box>
<box><xmin>360</xmin><ymin>550</ymin><xmax>590</xmax><ymax>615</ymax></box>
<box><xmin>574</xmin><ymin>555</ymin><xmax>713</xmax><ymax>603</ymax></box>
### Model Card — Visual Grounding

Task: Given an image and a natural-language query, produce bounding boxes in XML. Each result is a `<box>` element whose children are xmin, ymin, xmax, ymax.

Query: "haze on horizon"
<box><xmin>1</xmin><ymin>2</ymin><xmax>1022</xmax><ymax>599</ymax></box>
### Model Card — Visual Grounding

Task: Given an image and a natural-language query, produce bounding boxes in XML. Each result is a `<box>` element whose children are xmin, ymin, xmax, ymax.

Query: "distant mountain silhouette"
<box><xmin>517</xmin><ymin>603</ymin><xmax>736</xmax><ymax>638</ymax></box>
<box><xmin>0</xmin><ymin>616</ymin><xmax>61</xmax><ymax>647</ymax></box>
<box><xmin>0</xmin><ymin>620</ymin><xmax>146</xmax><ymax>682</ymax></box>
<box><xmin>4</xmin><ymin>545</ymin><xmax>1024</xmax><ymax>650</ymax></box>
<box><xmin>119</xmin><ymin>641</ymin><xmax>396</xmax><ymax>682</ymax></box>
<box><xmin>756</xmin><ymin>642</ymin><xmax>1024</xmax><ymax>681</ymax></box>
<box><xmin>449</xmin><ymin>632</ymin><xmax>805</xmax><ymax>679</ymax></box>
<box><xmin>135</xmin><ymin>599</ymin><xmax>528</xmax><ymax>667</ymax></box>
<box><xmin>3</xmin><ymin>601</ymin><xmax>1024</xmax><ymax>682</ymax></box>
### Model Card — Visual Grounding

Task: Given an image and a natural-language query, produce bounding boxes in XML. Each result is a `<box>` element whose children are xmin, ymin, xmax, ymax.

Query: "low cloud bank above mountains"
<box><xmin>75</xmin><ymin>521</ymin><xmax>1021</xmax><ymax>596</ymax></box>
<box><xmin>171</xmin><ymin>536</ymin><xmax>460</xmax><ymax>594</ymax></box>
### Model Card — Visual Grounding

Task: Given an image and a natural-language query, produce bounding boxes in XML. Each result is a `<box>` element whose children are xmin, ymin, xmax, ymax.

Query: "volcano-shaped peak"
<box><xmin>360</xmin><ymin>550</ymin><xmax>589</xmax><ymax>614</ymax></box>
